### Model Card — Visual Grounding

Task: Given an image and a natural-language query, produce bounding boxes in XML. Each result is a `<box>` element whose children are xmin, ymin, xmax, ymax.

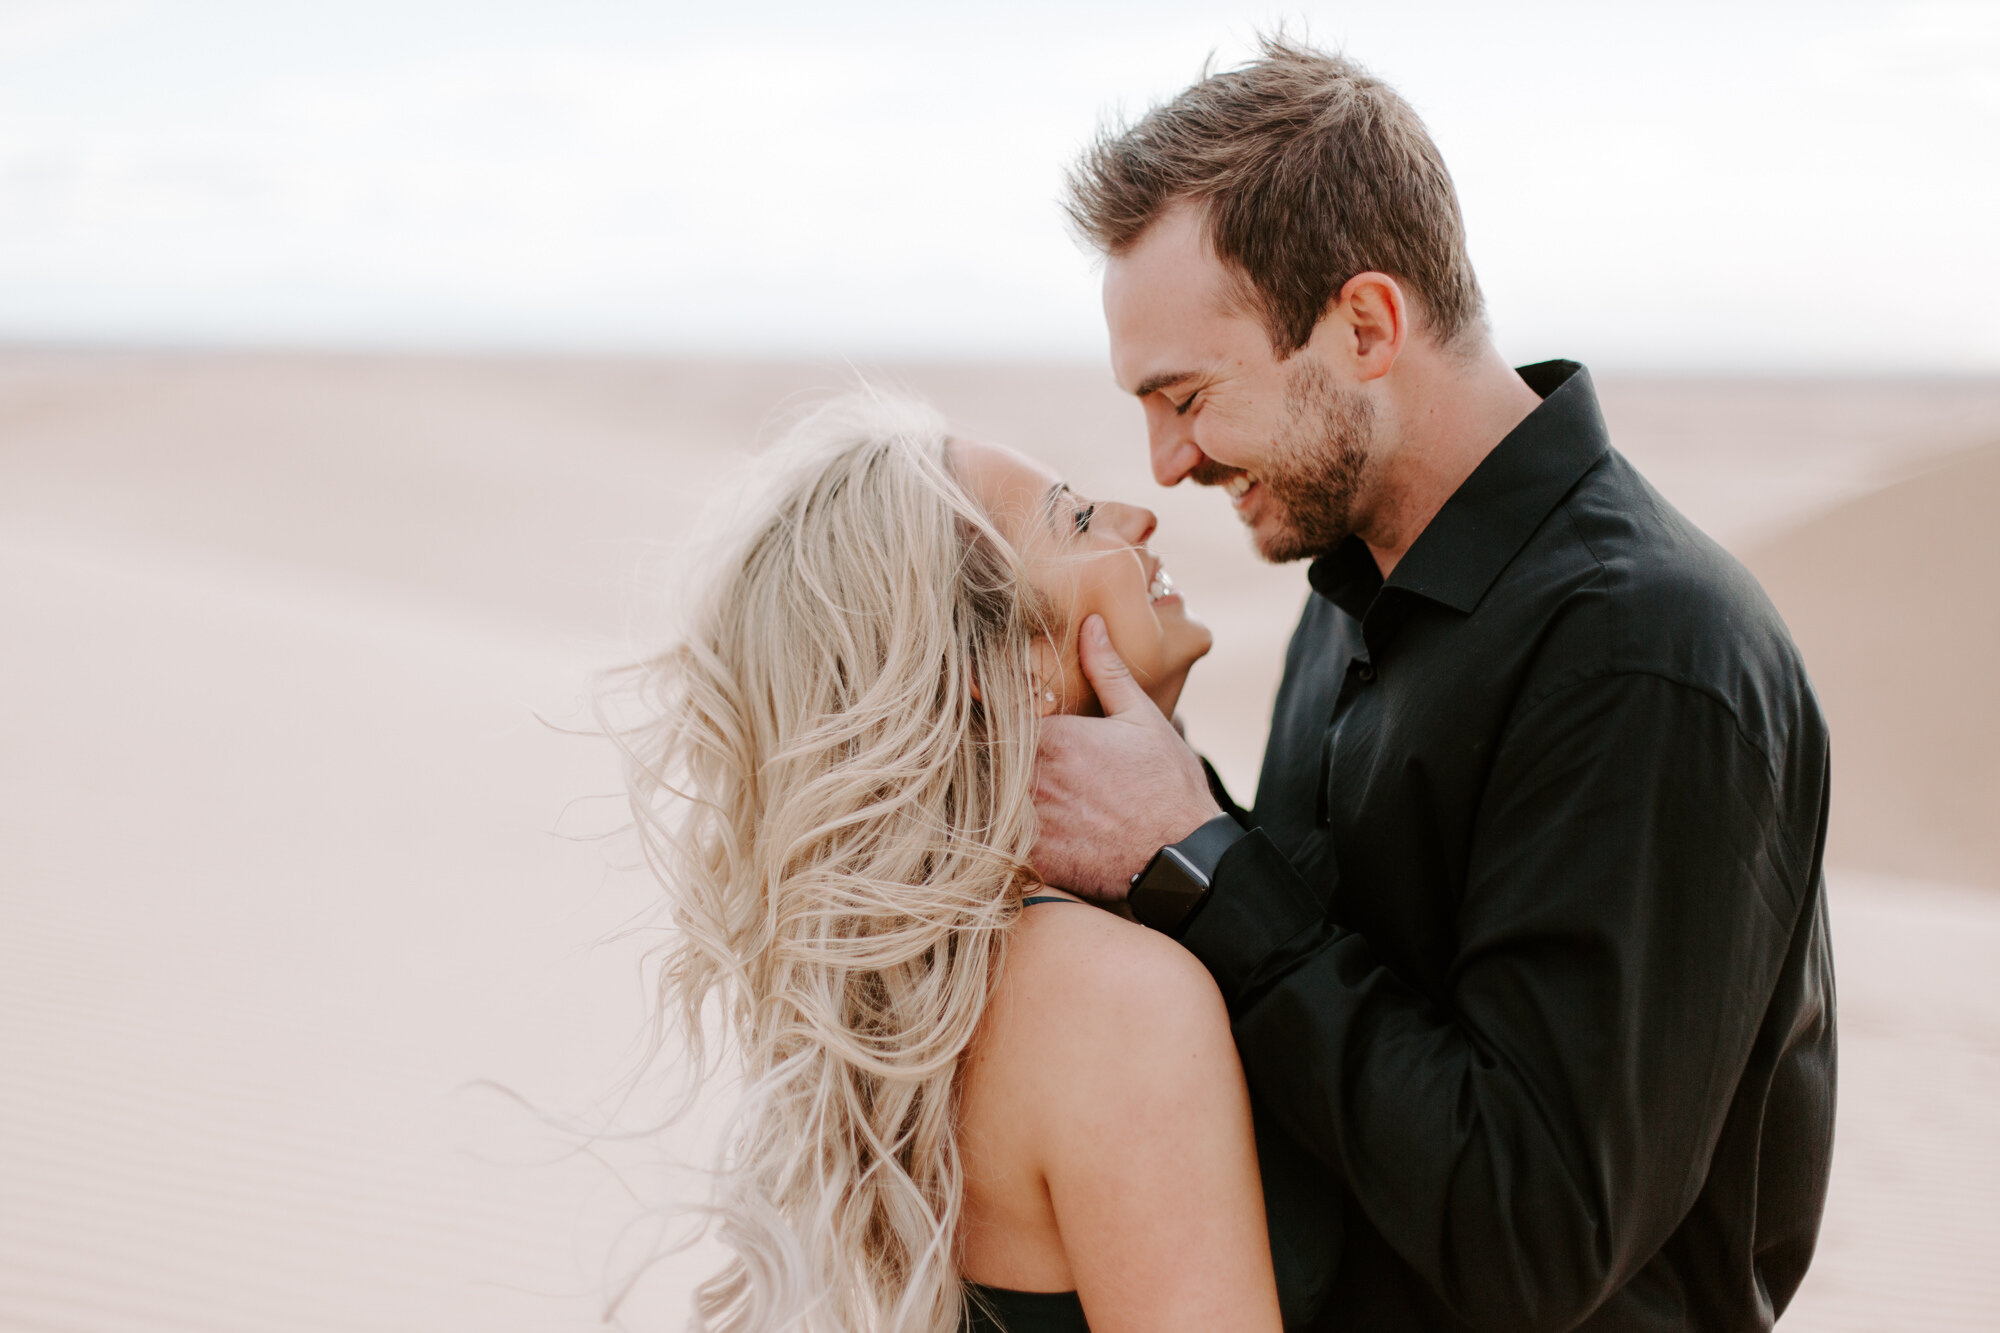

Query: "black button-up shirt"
<box><xmin>1186</xmin><ymin>362</ymin><xmax>1836</xmax><ymax>1332</ymax></box>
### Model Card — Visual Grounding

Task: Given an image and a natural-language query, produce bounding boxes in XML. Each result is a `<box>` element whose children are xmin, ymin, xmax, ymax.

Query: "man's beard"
<box><xmin>1193</xmin><ymin>359</ymin><xmax>1375</xmax><ymax>564</ymax></box>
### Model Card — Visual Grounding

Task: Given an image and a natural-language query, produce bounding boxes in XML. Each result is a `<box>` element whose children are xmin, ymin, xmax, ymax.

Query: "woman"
<box><xmin>605</xmin><ymin>393</ymin><xmax>1283</xmax><ymax>1332</ymax></box>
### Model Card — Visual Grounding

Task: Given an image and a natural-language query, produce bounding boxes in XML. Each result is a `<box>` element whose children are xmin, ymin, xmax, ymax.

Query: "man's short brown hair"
<box><xmin>1064</xmin><ymin>34</ymin><xmax>1485</xmax><ymax>357</ymax></box>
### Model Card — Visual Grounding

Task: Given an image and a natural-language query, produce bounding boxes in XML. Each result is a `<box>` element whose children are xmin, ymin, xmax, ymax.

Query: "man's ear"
<box><xmin>1326</xmin><ymin>271</ymin><xmax>1408</xmax><ymax>382</ymax></box>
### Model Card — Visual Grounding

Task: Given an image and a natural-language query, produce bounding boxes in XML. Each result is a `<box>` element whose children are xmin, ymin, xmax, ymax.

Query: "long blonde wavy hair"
<box><xmin>602</xmin><ymin>392</ymin><xmax>1049</xmax><ymax>1331</ymax></box>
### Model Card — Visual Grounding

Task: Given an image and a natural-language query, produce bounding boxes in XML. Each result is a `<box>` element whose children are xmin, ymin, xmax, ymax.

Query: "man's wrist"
<box><xmin>1128</xmin><ymin>812</ymin><xmax>1248</xmax><ymax>936</ymax></box>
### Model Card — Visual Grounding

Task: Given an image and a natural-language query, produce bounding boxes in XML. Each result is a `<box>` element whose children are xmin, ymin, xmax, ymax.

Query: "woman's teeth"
<box><xmin>1149</xmin><ymin>568</ymin><xmax>1176</xmax><ymax>603</ymax></box>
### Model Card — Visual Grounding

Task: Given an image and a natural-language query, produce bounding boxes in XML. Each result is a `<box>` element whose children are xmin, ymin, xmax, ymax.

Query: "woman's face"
<box><xmin>952</xmin><ymin>439</ymin><xmax>1213</xmax><ymax>718</ymax></box>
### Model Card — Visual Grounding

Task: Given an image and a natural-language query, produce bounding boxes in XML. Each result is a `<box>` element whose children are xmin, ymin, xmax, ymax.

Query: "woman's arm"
<box><xmin>1027</xmin><ymin>915</ymin><xmax>1284</xmax><ymax>1333</ymax></box>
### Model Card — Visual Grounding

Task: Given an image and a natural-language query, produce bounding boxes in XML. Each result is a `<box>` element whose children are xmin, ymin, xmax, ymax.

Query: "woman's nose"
<box><xmin>1106</xmin><ymin>501</ymin><xmax>1158</xmax><ymax>546</ymax></box>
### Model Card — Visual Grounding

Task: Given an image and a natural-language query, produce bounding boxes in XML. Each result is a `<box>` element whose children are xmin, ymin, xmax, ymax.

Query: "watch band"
<box><xmin>1128</xmin><ymin>813</ymin><xmax>1247</xmax><ymax>935</ymax></box>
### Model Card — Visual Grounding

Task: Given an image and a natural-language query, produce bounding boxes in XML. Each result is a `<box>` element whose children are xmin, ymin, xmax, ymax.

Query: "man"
<box><xmin>1032</xmin><ymin>36</ymin><xmax>1836</xmax><ymax>1332</ymax></box>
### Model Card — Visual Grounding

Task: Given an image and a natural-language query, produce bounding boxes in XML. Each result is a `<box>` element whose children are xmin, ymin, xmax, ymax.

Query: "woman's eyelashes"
<box><xmin>1070</xmin><ymin>501</ymin><xmax>1097</xmax><ymax>536</ymax></box>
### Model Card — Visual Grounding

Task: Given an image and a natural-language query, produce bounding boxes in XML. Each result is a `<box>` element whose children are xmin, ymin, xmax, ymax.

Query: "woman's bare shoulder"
<box><xmin>968</xmin><ymin>895</ymin><xmax>1281</xmax><ymax>1332</ymax></box>
<box><xmin>1010</xmin><ymin>891</ymin><xmax>1215</xmax><ymax>990</ymax></box>
<box><xmin>983</xmin><ymin>894</ymin><xmax>1232</xmax><ymax>1101</ymax></box>
<box><xmin>957</xmin><ymin>895</ymin><xmax>1246</xmax><ymax>1295</ymax></box>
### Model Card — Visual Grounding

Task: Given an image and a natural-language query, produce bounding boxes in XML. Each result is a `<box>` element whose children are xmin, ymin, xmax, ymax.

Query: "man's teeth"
<box><xmin>1224</xmin><ymin>475</ymin><xmax>1253</xmax><ymax>500</ymax></box>
<box><xmin>1149</xmin><ymin>569</ymin><xmax>1176</xmax><ymax>601</ymax></box>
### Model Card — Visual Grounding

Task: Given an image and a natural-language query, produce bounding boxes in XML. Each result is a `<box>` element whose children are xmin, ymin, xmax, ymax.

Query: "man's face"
<box><xmin>1103</xmin><ymin>204</ymin><xmax>1377</xmax><ymax>564</ymax></box>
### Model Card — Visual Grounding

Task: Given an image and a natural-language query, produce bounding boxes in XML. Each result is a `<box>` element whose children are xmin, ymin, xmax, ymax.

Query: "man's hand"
<box><xmin>1032</xmin><ymin>615</ymin><xmax>1224</xmax><ymax>900</ymax></box>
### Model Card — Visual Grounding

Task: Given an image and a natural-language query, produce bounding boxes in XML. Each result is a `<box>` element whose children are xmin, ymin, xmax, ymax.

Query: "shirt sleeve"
<box><xmin>1199</xmin><ymin>755</ymin><xmax>1250</xmax><ymax>826</ymax></box>
<box><xmin>1178</xmin><ymin>671</ymin><xmax>1812</xmax><ymax>1331</ymax></box>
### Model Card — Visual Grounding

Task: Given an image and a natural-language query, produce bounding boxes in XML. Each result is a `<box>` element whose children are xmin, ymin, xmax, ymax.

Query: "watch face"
<box><xmin>1157</xmin><ymin>846</ymin><xmax>1205</xmax><ymax>887</ymax></box>
<box><xmin>1132</xmin><ymin>845</ymin><xmax>1209</xmax><ymax>932</ymax></box>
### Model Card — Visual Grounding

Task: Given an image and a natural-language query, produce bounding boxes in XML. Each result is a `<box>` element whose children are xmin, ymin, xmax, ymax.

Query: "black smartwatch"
<box><xmin>1128</xmin><ymin>813</ymin><xmax>1246</xmax><ymax>936</ymax></box>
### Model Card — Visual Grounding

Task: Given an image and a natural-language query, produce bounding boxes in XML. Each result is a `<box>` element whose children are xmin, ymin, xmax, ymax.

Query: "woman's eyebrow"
<box><xmin>1040</xmin><ymin>482</ymin><xmax>1070</xmax><ymax>528</ymax></box>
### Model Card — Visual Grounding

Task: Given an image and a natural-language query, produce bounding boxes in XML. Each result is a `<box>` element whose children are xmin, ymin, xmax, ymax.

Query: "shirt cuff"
<box><xmin>1177</xmin><ymin>827</ymin><xmax>1334</xmax><ymax>1004</ymax></box>
<box><xmin>1198</xmin><ymin>755</ymin><xmax>1248</xmax><ymax>824</ymax></box>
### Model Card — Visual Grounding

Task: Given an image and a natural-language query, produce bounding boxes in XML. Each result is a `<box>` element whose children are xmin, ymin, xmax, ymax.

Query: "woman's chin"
<box><xmin>1153</xmin><ymin>593</ymin><xmax>1213</xmax><ymax>649</ymax></box>
<box><xmin>1148</xmin><ymin>654</ymin><xmax>1204</xmax><ymax>719</ymax></box>
<box><xmin>1179</xmin><ymin>621</ymin><xmax>1216</xmax><ymax>668</ymax></box>
<box><xmin>1151</xmin><ymin>628</ymin><xmax>1214</xmax><ymax>717</ymax></box>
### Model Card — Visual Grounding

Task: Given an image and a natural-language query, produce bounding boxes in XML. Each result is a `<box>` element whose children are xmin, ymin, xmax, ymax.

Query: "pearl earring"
<box><xmin>1044</xmin><ymin>691</ymin><xmax>1056</xmax><ymax>704</ymax></box>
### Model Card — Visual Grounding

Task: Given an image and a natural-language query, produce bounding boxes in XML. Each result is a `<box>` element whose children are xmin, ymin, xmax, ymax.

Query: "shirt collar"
<box><xmin>1308</xmin><ymin>360</ymin><xmax>1609</xmax><ymax>620</ymax></box>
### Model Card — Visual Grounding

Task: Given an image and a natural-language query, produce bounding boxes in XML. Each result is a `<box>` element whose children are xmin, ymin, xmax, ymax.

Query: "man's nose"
<box><xmin>1147</xmin><ymin>405</ymin><xmax>1205</xmax><ymax>488</ymax></box>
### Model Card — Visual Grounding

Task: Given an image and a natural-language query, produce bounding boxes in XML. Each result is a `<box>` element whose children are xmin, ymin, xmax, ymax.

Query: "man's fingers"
<box><xmin>1076</xmin><ymin>615</ymin><xmax>1158</xmax><ymax>719</ymax></box>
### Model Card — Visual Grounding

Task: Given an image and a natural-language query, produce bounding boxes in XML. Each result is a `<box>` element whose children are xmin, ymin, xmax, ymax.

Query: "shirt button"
<box><xmin>1356</xmin><ymin>663</ymin><xmax>1376</xmax><ymax>683</ymax></box>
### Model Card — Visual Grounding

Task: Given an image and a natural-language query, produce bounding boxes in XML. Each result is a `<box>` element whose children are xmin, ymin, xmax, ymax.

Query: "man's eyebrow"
<box><xmin>1132</xmin><ymin>370</ymin><xmax>1200</xmax><ymax>400</ymax></box>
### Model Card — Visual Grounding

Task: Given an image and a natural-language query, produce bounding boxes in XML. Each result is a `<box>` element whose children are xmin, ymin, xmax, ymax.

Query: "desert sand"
<box><xmin>1745</xmin><ymin>439</ymin><xmax>2000</xmax><ymax>888</ymax></box>
<box><xmin>2</xmin><ymin>350</ymin><xmax>1996</xmax><ymax>1329</ymax></box>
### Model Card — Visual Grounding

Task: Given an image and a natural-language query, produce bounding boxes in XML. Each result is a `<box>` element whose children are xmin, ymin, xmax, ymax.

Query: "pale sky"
<box><xmin>1</xmin><ymin>0</ymin><xmax>1995</xmax><ymax>370</ymax></box>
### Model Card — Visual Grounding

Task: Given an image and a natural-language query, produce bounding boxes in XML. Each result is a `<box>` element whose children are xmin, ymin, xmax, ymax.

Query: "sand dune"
<box><xmin>2</xmin><ymin>351</ymin><xmax>1996</xmax><ymax>1329</ymax></box>
<box><xmin>1747</xmin><ymin>439</ymin><xmax>2000</xmax><ymax>888</ymax></box>
<box><xmin>0</xmin><ymin>521</ymin><xmax>675</xmax><ymax>1331</ymax></box>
